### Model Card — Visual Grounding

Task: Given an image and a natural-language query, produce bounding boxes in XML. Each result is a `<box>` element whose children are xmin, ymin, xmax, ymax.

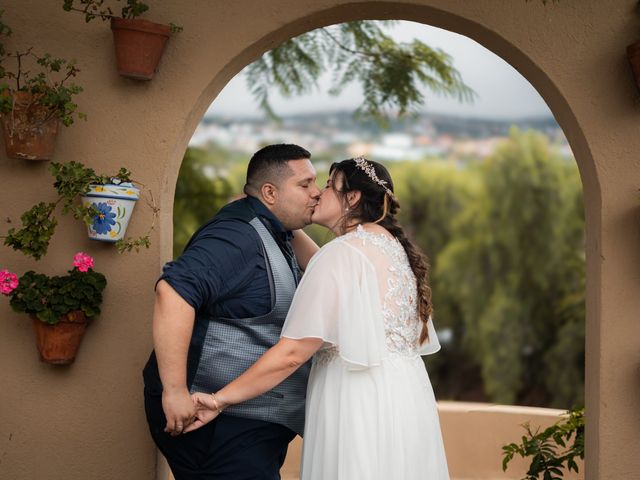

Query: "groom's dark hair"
<box><xmin>244</xmin><ymin>144</ymin><xmax>311</xmax><ymax>195</ymax></box>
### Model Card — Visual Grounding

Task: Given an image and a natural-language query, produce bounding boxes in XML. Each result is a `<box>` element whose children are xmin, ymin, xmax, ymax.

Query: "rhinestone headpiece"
<box><xmin>353</xmin><ymin>157</ymin><xmax>394</xmax><ymax>198</ymax></box>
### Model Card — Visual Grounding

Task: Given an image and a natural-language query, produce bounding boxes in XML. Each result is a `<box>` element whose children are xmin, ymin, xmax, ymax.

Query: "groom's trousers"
<box><xmin>144</xmin><ymin>389</ymin><xmax>296</xmax><ymax>480</ymax></box>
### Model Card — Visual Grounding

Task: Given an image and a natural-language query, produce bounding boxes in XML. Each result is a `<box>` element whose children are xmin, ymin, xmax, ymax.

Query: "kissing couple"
<box><xmin>143</xmin><ymin>144</ymin><xmax>449</xmax><ymax>480</ymax></box>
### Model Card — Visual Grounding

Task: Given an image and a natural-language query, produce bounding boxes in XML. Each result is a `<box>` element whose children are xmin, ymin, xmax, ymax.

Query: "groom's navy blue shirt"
<box><xmin>143</xmin><ymin>195</ymin><xmax>299</xmax><ymax>393</ymax></box>
<box><xmin>158</xmin><ymin>195</ymin><xmax>297</xmax><ymax>319</ymax></box>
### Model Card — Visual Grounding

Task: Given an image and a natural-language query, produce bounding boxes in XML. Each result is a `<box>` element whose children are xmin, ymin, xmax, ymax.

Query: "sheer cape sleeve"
<box><xmin>281</xmin><ymin>240</ymin><xmax>386</xmax><ymax>371</ymax></box>
<box><xmin>417</xmin><ymin>317</ymin><xmax>441</xmax><ymax>356</ymax></box>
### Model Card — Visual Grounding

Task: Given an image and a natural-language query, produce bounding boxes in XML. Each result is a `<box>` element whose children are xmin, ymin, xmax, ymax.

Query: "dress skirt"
<box><xmin>299</xmin><ymin>352</ymin><xmax>450</xmax><ymax>480</ymax></box>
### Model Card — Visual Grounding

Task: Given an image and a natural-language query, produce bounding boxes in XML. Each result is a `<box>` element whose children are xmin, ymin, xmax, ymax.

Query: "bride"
<box><xmin>186</xmin><ymin>157</ymin><xmax>450</xmax><ymax>480</ymax></box>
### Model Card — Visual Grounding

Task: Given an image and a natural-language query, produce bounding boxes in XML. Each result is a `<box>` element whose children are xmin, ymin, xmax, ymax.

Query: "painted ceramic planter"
<box><xmin>81</xmin><ymin>182</ymin><xmax>140</xmax><ymax>242</ymax></box>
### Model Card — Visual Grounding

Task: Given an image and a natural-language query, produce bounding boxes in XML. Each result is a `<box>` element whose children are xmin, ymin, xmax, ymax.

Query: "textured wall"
<box><xmin>0</xmin><ymin>1</ymin><xmax>638</xmax><ymax>479</ymax></box>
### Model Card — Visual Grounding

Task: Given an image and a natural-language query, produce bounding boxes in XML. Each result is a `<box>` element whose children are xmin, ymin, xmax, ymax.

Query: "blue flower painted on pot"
<box><xmin>91</xmin><ymin>202</ymin><xmax>117</xmax><ymax>234</ymax></box>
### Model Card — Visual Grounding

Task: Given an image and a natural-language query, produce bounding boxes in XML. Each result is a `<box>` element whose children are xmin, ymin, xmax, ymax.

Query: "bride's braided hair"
<box><xmin>329</xmin><ymin>158</ymin><xmax>433</xmax><ymax>343</ymax></box>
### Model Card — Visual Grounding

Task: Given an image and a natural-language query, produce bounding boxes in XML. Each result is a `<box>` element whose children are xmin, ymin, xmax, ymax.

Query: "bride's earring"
<box><xmin>345</xmin><ymin>207</ymin><xmax>349</xmax><ymax>212</ymax></box>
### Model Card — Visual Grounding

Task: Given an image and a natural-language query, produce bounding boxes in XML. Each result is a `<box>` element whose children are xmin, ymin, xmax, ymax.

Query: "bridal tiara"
<box><xmin>353</xmin><ymin>157</ymin><xmax>394</xmax><ymax>198</ymax></box>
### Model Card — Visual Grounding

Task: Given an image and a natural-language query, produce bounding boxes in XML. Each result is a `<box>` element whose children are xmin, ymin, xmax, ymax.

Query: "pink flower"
<box><xmin>0</xmin><ymin>269</ymin><xmax>19</xmax><ymax>295</ymax></box>
<box><xmin>72</xmin><ymin>252</ymin><xmax>94</xmax><ymax>273</ymax></box>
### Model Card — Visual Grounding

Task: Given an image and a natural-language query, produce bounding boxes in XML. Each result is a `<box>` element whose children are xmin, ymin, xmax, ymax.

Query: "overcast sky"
<box><xmin>206</xmin><ymin>21</ymin><xmax>553</xmax><ymax>120</ymax></box>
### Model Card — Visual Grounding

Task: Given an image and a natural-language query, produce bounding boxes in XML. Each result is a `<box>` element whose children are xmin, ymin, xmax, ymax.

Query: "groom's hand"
<box><xmin>162</xmin><ymin>387</ymin><xmax>196</xmax><ymax>436</ymax></box>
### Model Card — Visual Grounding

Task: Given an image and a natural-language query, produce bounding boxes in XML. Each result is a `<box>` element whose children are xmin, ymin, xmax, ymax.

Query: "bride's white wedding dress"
<box><xmin>282</xmin><ymin>225</ymin><xmax>450</xmax><ymax>480</ymax></box>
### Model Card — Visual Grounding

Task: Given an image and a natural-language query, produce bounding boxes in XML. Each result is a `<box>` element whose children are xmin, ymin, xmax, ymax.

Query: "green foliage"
<box><xmin>172</xmin><ymin>146</ymin><xmax>236</xmax><ymax>257</ymax></box>
<box><xmin>430</xmin><ymin>130</ymin><xmax>584</xmax><ymax>407</ymax></box>
<box><xmin>3</xmin><ymin>161</ymin><xmax>156</xmax><ymax>260</ymax></box>
<box><xmin>62</xmin><ymin>0</ymin><xmax>182</xmax><ymax>32</ymax></box>
<box><xmin>7</xmin><ymin>265</ymin><xmax>107</xmax><ymax>324</ymax></box>
<box><xmin>50</xmin><ymin>161</ymin><xmax>131</xmax><ymax>219</ymax></box>
<box><xmin>246</xmin><ymin>21</ymin><xmax>475</xmax><ymax>125</ymax></box>
<box><xmin>4</xmin><ymin>202</ymin><xmax>58</xmax><ymax>260</ymax></box>
<box><xmin>0</xmin><ymin>13</ymin><xmax>85</xmax><ymax>126</ymax></box>
<box><xmin>0</xmin><ymin>10</ymin><xmax>12</xmax><ymax>82</ymax></box>
<box><xmin>62</xmin><ymin>0</ymin><xmax>148</xmax><ymax>21</ymax></box>
<box><xmin>502</xmin><ymin>407</ymin><xmax>584</xmax><ymax>479</ymax></box>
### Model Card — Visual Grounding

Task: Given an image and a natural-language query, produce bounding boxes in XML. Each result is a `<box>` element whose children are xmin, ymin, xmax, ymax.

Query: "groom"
<box><xmin>143</xmin><ymin>144</ymin><xmax>320</xmax><ymax>479</ymax></box>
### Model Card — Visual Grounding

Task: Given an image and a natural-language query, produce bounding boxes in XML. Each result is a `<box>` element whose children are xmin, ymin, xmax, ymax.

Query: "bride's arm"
<box><xmin>291</xmin><ymin>229</ymin><xmax>319</xmax><ymax>270</ymax></box>
<box><xmin>218</xmin><ymin>337</ymin><xmax>323</xmax><ymax>406</ymax></box>
<box><xmin>184</xmin><ymin>337</ymin><xmax>323</xmax><ymax>432</ymax></box>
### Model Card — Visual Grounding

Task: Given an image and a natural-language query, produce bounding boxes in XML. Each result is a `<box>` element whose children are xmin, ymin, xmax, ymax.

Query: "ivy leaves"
<box><xmin>4</xmin><ymin>203</ymin><xmax>57</xmax><ymax>260</ymax></box>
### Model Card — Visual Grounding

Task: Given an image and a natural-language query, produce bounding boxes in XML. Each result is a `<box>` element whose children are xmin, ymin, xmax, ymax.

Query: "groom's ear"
<box><xmin>346</xmin><ymin>190</ymin><xmax>361</xmax><ymax>208</ymax></box>
<box><xmin>260</xmin><ymin>182</ymin><xmax>278</xmax><ymax>206</ymax></box>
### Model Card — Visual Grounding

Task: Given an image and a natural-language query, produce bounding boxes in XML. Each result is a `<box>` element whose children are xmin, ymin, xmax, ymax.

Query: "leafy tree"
<box><xmin>246</xmin><ymin>21</ymin><xmax>475</xmax><ymax>124</ymax></box>
<box><xmin>172</xmin><ymin>146</ymin><xmax>236</xmax><ymax>257</ymax></box>
<box><xmin>434</xmin><ymin>129</ymin><xmax>584</xmax><ymax>406</ymax></box>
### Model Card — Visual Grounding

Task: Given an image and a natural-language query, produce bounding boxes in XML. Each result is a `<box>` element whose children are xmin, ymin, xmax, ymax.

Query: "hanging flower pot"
<box><xmin>81</xmin><ymin>182</ymin><xmax>141</xmax><ymax>242</ymax></box>
<box><xmin>31</xmin><ymin>310</ymin><xmax>87</xmax><ymax>365</ymax></box>
<box><xmin>0</xmin><ymin>91</ymin><xmax>60</xmax><ymax>160</ymax></box>
<box><xmin>2</xmin><ymin>253</ymin><xmax>106</xmax><ymax>365</ymax></box>
<box><xmin>110</xmin><ymin>17</ymin><xmax>171</xmax><ymax>80</ymax></box>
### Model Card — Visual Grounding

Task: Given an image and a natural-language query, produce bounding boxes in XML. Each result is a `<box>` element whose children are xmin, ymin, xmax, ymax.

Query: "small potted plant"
<box><xmin>1</xmin><ymin>252</ymin><xmax>107</xmax><ymax>364</ymax></box>
<box><xmin>62</xmin><ymin>0</ymin><xmax>182</xmax><ymax>80</ymax></box>
<box><xmin>0</xmin><ymin>10</ymin><xmax>85</xmax><ymax>160</ymax></box>
<box><xmin>2</xmin><ymin>160</ymin><xmax>159</xmax><ymax>260</ymax></box>
<box><xmin>502</xmin><ymin>406</ymin><xmax>584</xmax><ymax>479</ymax></box>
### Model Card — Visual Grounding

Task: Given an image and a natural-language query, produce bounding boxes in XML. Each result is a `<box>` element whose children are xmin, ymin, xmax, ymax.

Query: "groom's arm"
<box><xmin>153</xmin><ymin>280</ymin><xmax>197</xmax><ymax>435</ymax></box>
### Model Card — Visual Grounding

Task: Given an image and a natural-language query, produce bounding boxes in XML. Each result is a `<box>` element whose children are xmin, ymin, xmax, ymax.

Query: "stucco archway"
<box><xmin>2</xmin><ymin>2</ymin><xmax>637</xmax><ymax>480</ymax></box>
<box><xmin>168</xmin><ymin>4</ymin><xmax>602</xmax><ymax>474</ymax></box>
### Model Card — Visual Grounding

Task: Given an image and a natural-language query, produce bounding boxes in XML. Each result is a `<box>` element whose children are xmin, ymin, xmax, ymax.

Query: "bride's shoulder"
<box><xmin>307</xmin><ymin>236</ymin><xmax>368</xmax><ymax>269</ymax></box>
<box><xmin>318</xmin><ymin>235</ymin><xmax>360</xmax><ymax>256</ymax></box>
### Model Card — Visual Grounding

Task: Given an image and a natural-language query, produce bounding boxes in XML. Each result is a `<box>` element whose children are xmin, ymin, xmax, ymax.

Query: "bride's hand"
<box><xmin>183</xmin><ymin>392</ymin><xmax>224</xmax><ymax>433</ymax></box>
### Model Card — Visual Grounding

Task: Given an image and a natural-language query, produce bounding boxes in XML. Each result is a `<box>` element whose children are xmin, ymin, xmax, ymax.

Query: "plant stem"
<box><xmin>66</xmin><ymin>6</ymin><xmax>116</xmax><ymax>20</ymax></box>
<box><xmin>319</xmin><ymin>27</ymin><xmax>380</xmax><ymax>60</ymax></box>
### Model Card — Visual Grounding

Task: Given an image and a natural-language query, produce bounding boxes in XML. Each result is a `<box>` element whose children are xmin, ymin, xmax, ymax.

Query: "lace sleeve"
<box><xmin>281</xmin><ymin>240</ymin><xmax>386</xmax><ymax>370</ymax></box>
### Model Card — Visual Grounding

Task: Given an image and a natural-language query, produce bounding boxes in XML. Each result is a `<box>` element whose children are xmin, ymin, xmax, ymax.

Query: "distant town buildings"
<box><xmin>189</xmin><ymin>111</ymin><xmax>573</xmax><ymax>163</ymax></box>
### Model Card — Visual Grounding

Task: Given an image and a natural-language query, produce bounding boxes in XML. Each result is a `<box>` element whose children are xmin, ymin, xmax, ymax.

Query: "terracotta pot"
<box><xmin>627</xmin><ymin>40</ymin><xmax>640</xmax><ymax>93</ymax></box>
<box><xmin>31</xmin><ymin>310</ymin><xmax>88</xmax><ymax>365</ymax></box>
<box><xmin>110</xmin><ymin>17</ymin><xmax>171</xmax><ymax>80</ymax></box>
<box><xmin>0</xmin><ymin>91</ymin><xmax>59</xmax><ymax>160</ymax></box>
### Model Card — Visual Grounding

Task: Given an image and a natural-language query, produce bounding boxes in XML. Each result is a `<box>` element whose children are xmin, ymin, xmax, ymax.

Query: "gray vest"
<box><xmin>190</xmin><ymin>218</ymin><xmax>310</xmax><ymax>435</ymax></box>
